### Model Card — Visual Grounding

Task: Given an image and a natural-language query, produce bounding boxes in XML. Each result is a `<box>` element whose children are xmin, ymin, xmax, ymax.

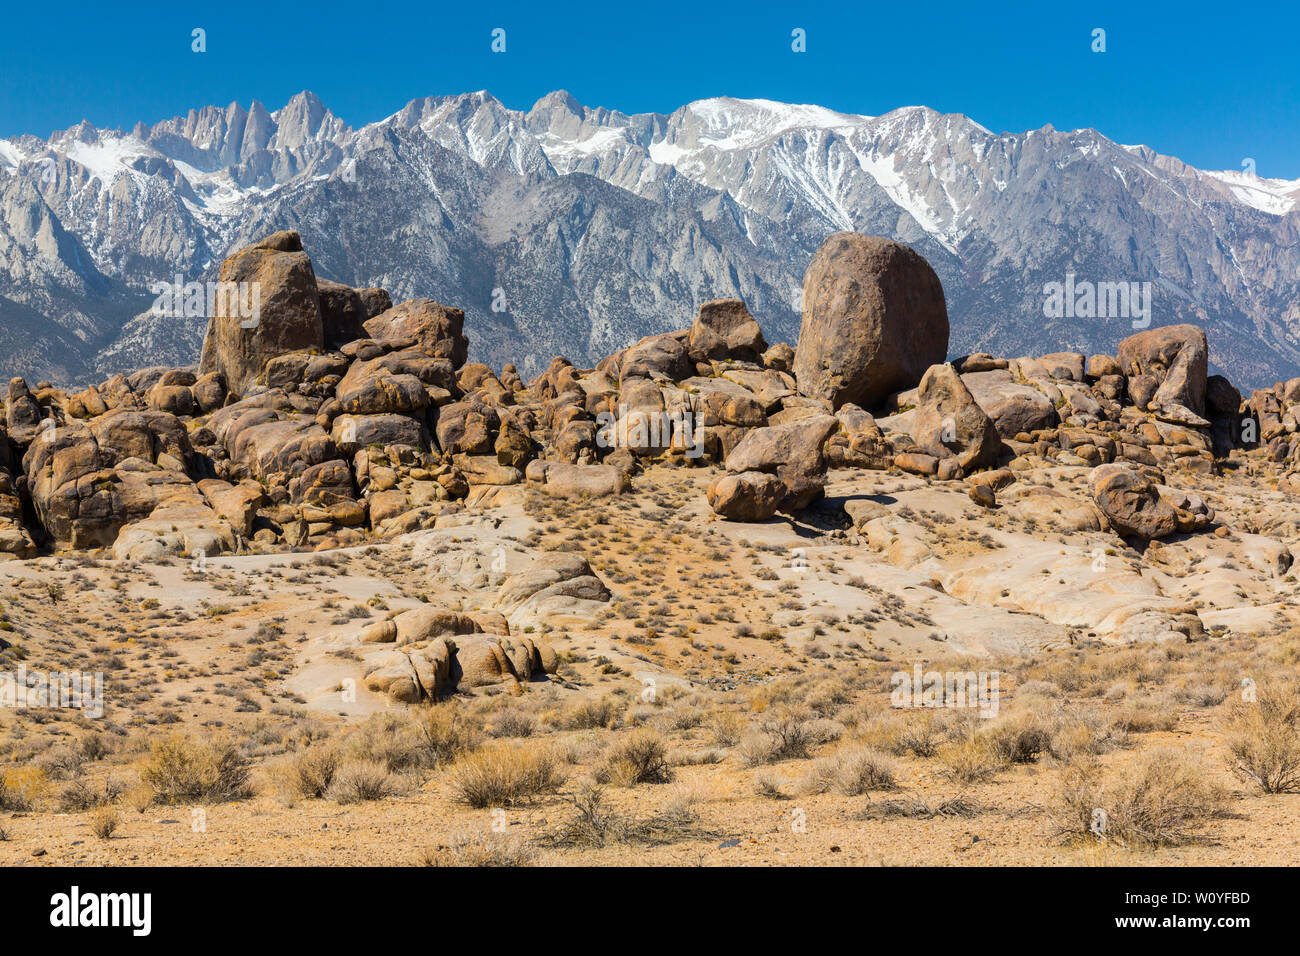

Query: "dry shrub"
<box><xmin>752</xmin><ymin>770</ymin><xmax>789</xmax><ymax>800</ymax></box>
<box><xmin>408</xmin><ymin>703</ymin><xmax>482</xmax><ymax>765</ymax></box>
<box><xmin>597</xmin><ymin>730</ymin><xmax>673</xmax><ymax>786</ymax></box>
<box><xmin>487</xmin><ymin>709</ymin><xmax>536</xmax><ymax>739</ymax></box>
<box><xmin>937</xmin><ymin>736</ymin><xmax>1004</xmax><ymax>783</ymax></box>
<box><xmin>326</xmin><ymin>759</ymin><xmax>397</xmax><ymax>804</ymax></box>
<box><xmin>0</xmin><ymin>767</ymin><xmax>49</xmax><ymax>811</ymax></box>
<box><xmin>740</xmin><ymin>709</ymin><xmax>816</xmax><ymax>767</ymax></box>
<box><xmin>450</xmin><ymin>743</ymin><xmax>567</xmax><ymax>808</ymax></box>
<box><xmin>561</xmin><ymin>697</ymin><xmax>623</xmax><ymax>731</ymax></box>
<box><xmin>857</xmin><ymin>710</ymin><xmax>952</xmax><ymax>758</ymax></box>
<box><xmin>90</xmin><ymin>807</ymin><xmax>119</xmax><ymax>840</ymax></box>
<box><xmin>708</xmin><ymin>710</ymin><xmax>746</xmax><ymax>747</ymax></box>
<box><xmin>420</xmin><ymin>833</ymin><xmax>536</xmax><ymax>867</ymax></box>
<box><xmin>1056</xmin><ymin>750</ymin><xmax>1227</xmax><ymax>847</ymax></box>
<box><xmin>1223</xmin><ymin>680</ymin><xmax>1300</xmax><ymax>794</ymax></box>
<box><xmin>57</xmin><ymin>777</ymin><xmax>124</xmax><ymax>812</ymax></box>
<box><xmin>804</xmin><ymin>747</ymin><xmax>897</xmax><ymax>795</ymax></box>
<box><xmin>541</xmin><ymin>783</ymin><xmax>717</xmax><ymax>848</ymax></box>
<box><xmin>139</xmin><ymin>734</ymin><xmax>251</xmax><ymax>805</ymax></box>
<box><xmin>981</xmin><ymin>710</ymin><xmax>1053</xmax><ymax>764</ymax></box>
<box><xmin>1111</xmin><ymin>698</ymin><xmax>1179</xmax><ymax>734</ymax></box>
<box><xmin>265</xmin><ymin>744</ymin><xmax>340</xmax><ymax>804</ymax></box>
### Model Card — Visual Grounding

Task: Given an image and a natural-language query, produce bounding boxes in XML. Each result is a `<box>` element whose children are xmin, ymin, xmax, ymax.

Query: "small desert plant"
<box><xmin>90</xmin><ymin>807</ymin><xmax>119</xmax><ymax>840</ymax></box>
<box><xmin>1223</xmin><ymin>680</ymin><xmax>1300</xmax><ymax>793</ymax></box>
<box><xmin>326</xmin><ymin>759</ymin><xmax>397</xmax><ymax>804</ymax></box>
<box><xmin>487</xmin><ymin>709</ymin><xmax>536</xmax><ymax>739</ymax></box>
<box><xmin>138</xmin><ymin>734</ymin><xmax>252</xmax><ymax>804</ymax></box>
<box><xmin>740</xmin><ymin>709</ymin><xmax>815</xmax><ymax>767</ymax></box>
<box><xmin>708</xmin><ymin>710</ymin><xmax>746</xmax><ymax>747</ymax></box>
<box><xmin>752</xmin><ymin>770</ymin><xmax>789</xmax><ymax>800</ymax></box>
<box><xmin>408</xmin><ymin>704</ymin><xmax>482</xmax><ymax>766</ymax></box>
<box><xmin>57</xmin><ymin>777</ymin><xmax>124</xmax><ymax>812</ymax></box>
<box><xmin>937</xmin><ymin>736</ymin><xmax>1005</xmax><ymax>783</ymax></box>
<box><xmin>597</xmin><ymin>730</ymin><xmax>673</xmax><ymax>786</ymax></box>
<box><xmin>982</xmin><ymin>711</ymin><xmax>1053</xmax><ymax>764</ymax></box>
<box><xmin>561</xmin><ymin>697</ymin><xmax>623</xmax><ymax>731</ymax></box>
<box><xmin>0</xmin><ymin>767</ymin><xmax>49</xmax><ymax>811</ymax></box>
<box><xmin>829</xmin><ymin>747</ymin><xmax>899</xmax><ymax>794</ymax></box>
<box><xmin>420</xmin><ymin>832</ymin><xmax>536</xmax><ymax>867</ymax></box>
<box><xmin>1056</xmin><ymin>750</ymin><xmax>1227</xmax><ymax>847</ymax></box>
<box><xmin>265</xmin><ymin>744</ymin><xmax>340</xmax><ymax>804</ymax></box>
<box><xmin>450</xmin><ymin>743</ymin><xmax>567</xmax><ymax>808</ymax></box>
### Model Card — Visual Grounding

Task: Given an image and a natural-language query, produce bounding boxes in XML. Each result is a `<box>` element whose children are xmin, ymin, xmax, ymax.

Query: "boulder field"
<box><xmin>3</xmin><ymin>229</ymin><xmax>1300</xmax><ymax>686</ymax></box>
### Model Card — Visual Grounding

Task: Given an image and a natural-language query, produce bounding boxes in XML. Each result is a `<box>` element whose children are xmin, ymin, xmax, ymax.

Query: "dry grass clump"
<box><xmin>420</xmin><ymin>832</ymin><xmax>536</xmax><ymax>867</ymax></box>
<box><xmin>540</xmin><ymin>783</ymin><xmax>718</xmax><ymax>848</ymax></box>
<box><xmin>341</xmin><ymin>706</ymin><xmax>480</xmax><ymax>773</ymax></box>
<box><xmin>707</xmin><ymin>710</ymin><xmax>746</xmax><ymax>747</ymax></box>
<box><xmin>1056</xmin><ymin>749</ymin><xmax>1227</xmax><ymax>847</ymax></box>
<box><xmin>803</xmin><ymin>746</ymin><xmax>898</xmax><ymax>795</ymax></box>
<box><xmin>326</xmin><ymin>759</ymin><xmax>398</xmax><ymax>804</ymax></box>
<box><xmin>560</xmin><ymin>697</ymin><xmax>623</xmax><ymax>731</ymax></box>
<box><xmin>138</xmin><ymin>734</ymin><xmax>252</xmax><ymax>805</ymax></box>
<box><xmin>57</xmin><ymin>777</ymin><xmax>124</xmax><ymax>812</ymax></box>
<box><xmin>90</xmin><ymin>807</ymin><xmax>119</xmax><ymax>840</ymax></box>
<box><xmin>450</xmin><ymin>742</ymin><xmax>567</xmax><ymax>808</ymax></box>
<box><xmin>264</xmin><ymin>744</ymin><xmax>341</xmax><ymax>804</ymax></box>
<box><xmin>486</xmin><ymin>708</ymin><xmax>536</xmax><ymax>739</ymax></box>
<box><xmin>937</xmin><ymin>736</ymin><xmax>1004</xmax><ymax>783</ymax></box>
<box><xmin>0</xmin><ymin>767</ymin><xmax>49</xmax><ymax>811</ymax></box>
<box><xmin>855</xmin><ymin>710</ymin><xmax>958</xmax><ymax>758</ymax></box>
<box><xmin>738</xmin><ymin>709</ymin><xmax>819</xmax><ymax>767</ymax></box>
<box><xmin>596</xmin><ymin>730</ymin><xmax>673</xmax><ymax>786</ymax></box>
<box><xmin>1223</xmin><ymin>679</ymin><xmax>1300</xmax><ymax>793</ymax></box>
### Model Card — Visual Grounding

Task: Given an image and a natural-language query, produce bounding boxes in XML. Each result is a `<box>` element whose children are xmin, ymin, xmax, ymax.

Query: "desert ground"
<box><xmin>3</xmin><ymin>458</ymin><xmax>1298</xmax><ymax>866</ymax></box>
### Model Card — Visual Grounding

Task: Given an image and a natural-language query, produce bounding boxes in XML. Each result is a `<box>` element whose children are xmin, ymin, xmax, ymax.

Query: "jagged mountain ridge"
<box><xmin>1</xmin><ymin>89</ymin><xmax>1298</xmax><ymax>388</ymax></box>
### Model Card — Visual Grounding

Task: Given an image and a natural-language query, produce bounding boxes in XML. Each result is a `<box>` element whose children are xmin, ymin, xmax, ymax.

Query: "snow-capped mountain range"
<box><xmin>2</xmin><ymin>89</ymin><xmax>1299</xmax><ymax>387</ymax></box>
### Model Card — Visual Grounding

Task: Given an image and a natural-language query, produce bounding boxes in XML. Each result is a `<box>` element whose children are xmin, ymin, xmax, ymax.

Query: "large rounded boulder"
<box><xmin>793</xmin><ymin>233</ymin><xmax>948</xmax><ymax>411</ymax></box>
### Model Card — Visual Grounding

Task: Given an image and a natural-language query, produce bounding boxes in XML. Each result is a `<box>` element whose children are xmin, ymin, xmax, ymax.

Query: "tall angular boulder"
<box><xmin>1117</xmin><ymin>324</ymin><xmax>1208</xmax><ymax>419</ymax></box>
<box><xmin>198</xmin><ymin>230</ymin><xmax>324</xmax><ymax>397</ymax></box>
<box><xmin>794</xmin><ymin>233</ymin><xmax>948</xmax><ymax>411</ymax></box>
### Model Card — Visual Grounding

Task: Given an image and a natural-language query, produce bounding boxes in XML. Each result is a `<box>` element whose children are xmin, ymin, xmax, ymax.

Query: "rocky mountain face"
<box><xmin>2</xmin><ymin>90</ymin><xmax>1299</xmax><ymax>388</ymax></box>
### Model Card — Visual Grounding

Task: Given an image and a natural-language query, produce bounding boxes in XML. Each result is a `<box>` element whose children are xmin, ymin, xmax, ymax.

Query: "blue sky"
<box><xmin>2</xmin><ymin>0</ymin><xmax>1297</xmax><ymax>177</ymax></box>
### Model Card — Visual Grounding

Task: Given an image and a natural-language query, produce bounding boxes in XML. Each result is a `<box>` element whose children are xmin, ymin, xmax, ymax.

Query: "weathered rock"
<box><xmin>960</xmin><ymin>370</ymin><xmax>1058</xmax><ymax>439</ymax></box>
<box><xmin>529</xmin><ymin>462</ymin><xmax>630</xmax><ymax>497</ymax></box>
<box><xmin>910</xmin><ymin>364</ymin><xmax>1001</xmax><ymax>470</ymax></box>
<box><xmin>336</xmin><ymin>366</ymin><xmax>429</xmax><ymax>415</ymax></box>
<box><xmin>794</xmin><ymin>233</ymin><xmax>949</xmax><ymax>410</ymax></box>
<box><xmin>707</xmin><ymin>471</ymin><xmax>784</xmax><ymax>521</ymax></box>
<box><xmin>198</xmin><ymin>231</ymin><xmax>325</xmax><ymax>397</ymax></box>
<box><xmin>1089</xmin><ymin>464</ymin><xmax>1178</xmax><ymax>540</ymax></box>
<box><xmin>362</xmin><ymin>299</ymin><xmax>468</xmax><ymax>367</ymax></box>
<box><xmin>435</xmin><ymin>401</ymin><xmax>498</xmax><ymax>455</ymax></box>
<box><xmin>315</xmin><ymin>278</ymin><xmax>370</xmax><ymax>349</ymax></box>
<box><xmin>1118</xmin><ymin>324</ymin><xmax>1208</xmax><ymax>417</ymax></box>
<box><xmin>688</xmin><ymin>298</ymin><xmax>767</xmax><ymax>362</ymax></box>
<box><xmin>331</xmin><ymin>413</ymin><xmax>430</xmax><ymax>455</ymax></box>
<box><xmin>619</xmin><ymin>332</ymin><xmax>693</xmax><ymax>383</ymax></box>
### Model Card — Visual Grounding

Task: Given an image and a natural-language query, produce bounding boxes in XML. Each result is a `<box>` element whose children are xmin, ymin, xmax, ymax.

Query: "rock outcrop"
<box><xmin>794</xmin><ymin>233</ymin><xmax>948</xmax><ymax>410</ymax></box>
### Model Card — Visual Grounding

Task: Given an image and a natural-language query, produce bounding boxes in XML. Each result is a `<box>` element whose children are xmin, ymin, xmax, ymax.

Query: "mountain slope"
<box><xmin>1</xmin><ymin>90</ymin><xmax>1297</xmax><ymax>388</ymax></box>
